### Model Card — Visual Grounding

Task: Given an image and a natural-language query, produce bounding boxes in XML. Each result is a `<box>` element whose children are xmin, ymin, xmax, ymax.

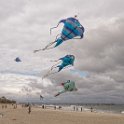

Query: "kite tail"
<box><xmin>33</xmin><ymin>49</ymin><xmax>42</xmax><ymax>53</ymax></box>
<box><xmin>54</xmin><ymin>90</ymin><xmax>66</xmax><ymax>97</ymax></box>
<box><xmin>54</xmin><ymin>93</ymin><xmax>60</xmax><ymax>97</ymax></box>
<box><xmin>42</xmin><ymin>70</ymin><xmax>59</xmax><ymax>79</ymax></box>
<box><xmin>54</xmin><ymin>38</ymin><xmax>63</xmax><ymax>48</ymax></box>
<box><xmin>50</xmin><ymin>23</ymin><xmax>60</xmax><ymax>35</ymax></box>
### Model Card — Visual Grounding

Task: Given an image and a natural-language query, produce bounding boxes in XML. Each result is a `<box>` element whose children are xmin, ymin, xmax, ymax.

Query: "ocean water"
<box><xmin>81</xmin><ymin>104</ymin><xmax>124</xmax><ymax>114</ymax></box>
<box><xmin>36</xmin><ymin>103</ymin><xmax>124</xmax><ymax>114</ymax></box>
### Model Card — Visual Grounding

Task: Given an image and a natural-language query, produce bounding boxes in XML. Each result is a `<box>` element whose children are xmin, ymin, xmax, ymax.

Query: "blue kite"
<box><xmin>15</xmin><ymin>57</ymin><xmax>21</xmax><ymax>62</ymax></box>
<box><xmin>43</xmin><ymin>55</ymin><xmax>75</xmax><ymax>78</ymax></box>
<box><xmin>34</xmin><ymin>15</ymin><xmax>84</xmax><ymax>52</ymax></box>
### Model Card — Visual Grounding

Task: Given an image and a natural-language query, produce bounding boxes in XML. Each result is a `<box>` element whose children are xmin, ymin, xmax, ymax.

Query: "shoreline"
<box><xmin>34</xmin><ymin>104</ymin><xmax>124</xmax><ymax>115</ymax></box>
<box><xmin>0</xmin><ymin>104</ymin><xmax>124</xmax><ymax>124</ymax></box>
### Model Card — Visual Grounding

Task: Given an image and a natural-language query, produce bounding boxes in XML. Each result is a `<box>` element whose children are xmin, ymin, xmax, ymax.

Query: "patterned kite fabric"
<box><xmin>60</xmin><ymin>18</ymin><xmax>84</xmax><ymax>41</ymax></box>
<box><xmin>63</xmin><ymin>80</ymin><xmax>76</xmax><ymax>91</ymax></box>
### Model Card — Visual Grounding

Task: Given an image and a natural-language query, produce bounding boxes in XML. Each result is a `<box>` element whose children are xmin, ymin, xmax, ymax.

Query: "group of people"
<box><xmin>25</xmin><ymin>15</ymin><xmax>85</xmax><ymax>113</ymax></box>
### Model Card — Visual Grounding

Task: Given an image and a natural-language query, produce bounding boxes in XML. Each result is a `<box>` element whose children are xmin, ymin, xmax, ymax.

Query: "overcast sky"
<box><xmin>0</xmin><ymin>0</ymin><xmax>124</xmax><ymax>104</ymax></box>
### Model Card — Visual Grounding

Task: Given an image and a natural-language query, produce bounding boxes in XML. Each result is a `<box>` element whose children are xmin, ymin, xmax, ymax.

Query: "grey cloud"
<box><xmin>0</xmin><ymin>0</ymin><xmax>26</xmax><ymax>21</ymax></box>
<box><xmin>73</xmin><ymin>17</ymin><xmax>124</xmax><ymax>73</ymax></box>
<box><xmin>0</xmin><ymin>0</ymin><xmax>124</xmax><ymax>103</ymax></box>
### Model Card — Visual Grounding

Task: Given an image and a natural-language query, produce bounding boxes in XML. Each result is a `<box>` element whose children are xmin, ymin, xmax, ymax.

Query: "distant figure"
<box><xmin>81</xmin><ymin>107</ymin><xmax>83</xmax><ymax>112</ymax></box>
<box><xmin>42</xmin><ymin>105</ymin><xmax>45</xmax><ymax>109</ymax></box>
<box><xmin>73</xmin><ymin>106</ymin><xmax>75</xmax><ymax>111</ymax></box>
<box><xmin>28</xmin><ymin>105</ymin><xmax>31</xmax><ymax>114</ymax></box>
<box><xmin>58</xmin><ymin>106</ymin><xmax>62</xmax><ymax>110</ymax></box>
<box><xmin>90</xmin><ymin>107</ymin><xmax>93</xmax><ymax>112</ymax></box>
<box><xmin>54</xmin><ymin>106</ymin><xmax>56</xmax><ymax>110</ymax></box>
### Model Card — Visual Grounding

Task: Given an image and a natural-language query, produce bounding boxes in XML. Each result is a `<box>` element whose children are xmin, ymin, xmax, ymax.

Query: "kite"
<box><xmin>43</xmin><ymin>55</ymin><xmax>75</xmax><ymax>78</ymax></box>
<box><xmin>34</xmin><ymin>15</ymin><xmax>84</xmax><ymax>52</ymax></box>
<box><xmin>15</xmin><ymin>57</ymin><xmax>21</xmax><ymax>62</ymax></box>
<box><xmin>55</xmin><ymin>80</ymin><xmax>77</xmax><ymax>97</ymax></box>
<box><xmin>40</xmin><ymin>95</ymin><xmax>44</xmax><ymax>100</ymax></box>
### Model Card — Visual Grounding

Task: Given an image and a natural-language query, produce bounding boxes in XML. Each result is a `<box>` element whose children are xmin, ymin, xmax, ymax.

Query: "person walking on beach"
<box><xmin>54</xmin><ymin>106</ymin><xmax>56</xmax><ymax>110</ymax></box>
<box><xmin>90</xmin><ymin>107</ymin><xmax>93</xmax><ymax>112</ymax></box>
<box><xmin>81</xmin><ymin>107</ymin><xmax>83</xmax><ymax>112</ymax></box>
<box><xmin>73</xmin><ymin>106</ymin><xmax>75</xmax><ymax>111</ymax></box>
<box><xmin>28</xmin><ymin>105</ymin><xmax>31</xmax><ymax>114</ymax></box>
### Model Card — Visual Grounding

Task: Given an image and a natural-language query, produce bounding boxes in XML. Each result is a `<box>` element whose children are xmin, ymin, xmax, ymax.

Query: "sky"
<box><xmin>0</xmin><ymin>0</ymin><xmax>124</xmax><ymax>104</ymax></box>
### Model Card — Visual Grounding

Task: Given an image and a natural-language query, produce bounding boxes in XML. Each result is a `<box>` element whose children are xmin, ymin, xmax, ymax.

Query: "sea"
<box><xmin>34</xmin><ymin>103</ymin><xmax>124</xmax><ymax>114</ymax></box>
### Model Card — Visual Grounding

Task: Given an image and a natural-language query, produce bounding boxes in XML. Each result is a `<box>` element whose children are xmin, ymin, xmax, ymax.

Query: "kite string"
<box><xmin>42</xmin><ymin>70</ymin><xmax>58</xmax><ymax>79</ymax></box>
<box><xmin>50</xmin><ymin>23</ymin><xmax>60</xmax><ymax>35</ymax></box>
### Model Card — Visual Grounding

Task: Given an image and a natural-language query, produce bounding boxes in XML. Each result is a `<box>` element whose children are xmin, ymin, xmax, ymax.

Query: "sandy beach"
<box><xmin>0</xmin><ymin>104</ymin><xmax>124</xmax><ymax>124</ymax></box>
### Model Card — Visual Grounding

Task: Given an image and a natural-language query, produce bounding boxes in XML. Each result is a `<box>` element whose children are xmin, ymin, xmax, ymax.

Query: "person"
<box><xmin>54</xmin><ymin>106</ymin><xmax>56</xmax><ymax>110</ymax></box>
<box><xmin>81</xmin><ymin>107</ymin><xmax>83</xmax><ymax>112</ymax></box>
<box><xmin>42</xmin><ymin>105</ymin><xmax>44</xmax><ymax>109</ymax></box>
<box><xmin>90</xmin><ymin>107</ymin><xmax>93</xmax><ymax>112</ymax></box>
<box><xmin>58</xmin><ymin>106</ymin><xmax>62</xmax><ymax>110</ymax></box>
<box><xmin>28</xmin><ymin>105</ymin><xmax>31</xmax><ymax>114</ymax></box>
<box><xmin>73</xmin><ymin>106</ymin><xmax>75</xmax><ymax>111</ymax></box>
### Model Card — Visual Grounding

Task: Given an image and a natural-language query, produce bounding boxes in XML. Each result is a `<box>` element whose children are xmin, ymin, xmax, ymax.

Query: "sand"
<box><xmin>0</xmin><ymin>104</ymin><xmax>124</xmax><ymax>124</ymax></box>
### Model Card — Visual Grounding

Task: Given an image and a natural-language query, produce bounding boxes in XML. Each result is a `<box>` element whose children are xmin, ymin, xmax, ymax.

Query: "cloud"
<box><xmin>0</xmin><ymin>0</ymin><xmax>124</xmax><ymax>103</ymax></box>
